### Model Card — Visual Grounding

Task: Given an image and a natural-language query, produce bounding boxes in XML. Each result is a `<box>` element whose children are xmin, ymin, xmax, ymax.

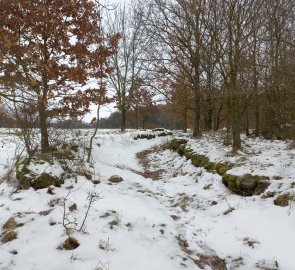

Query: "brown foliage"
<box><xmin>0</xmin><ymin>0</ymin><xmax>119</xmax><ymax>151</ymax></box>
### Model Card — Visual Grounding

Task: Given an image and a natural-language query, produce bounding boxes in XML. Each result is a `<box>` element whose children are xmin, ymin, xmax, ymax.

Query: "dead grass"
<box><xmin>136</xmin><ymin>145</ymin><xmax>166</xmax><ymax>180</ymax></box>
<box><xmin>195</xmin><ymin>254</ymin><xmax>227</xmax><ymax>270</ymax></box>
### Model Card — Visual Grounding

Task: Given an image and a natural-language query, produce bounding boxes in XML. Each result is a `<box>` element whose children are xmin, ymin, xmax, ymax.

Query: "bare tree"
<box><xmin>143</xmin><ymin>0</ymin><xmax>204</xmax><ymax>137</ymax></box>
<box><xmin>106</xmin><ymin>2</ymin><xmax>148</xmax><ymax>132</ymax></box>
<box><xmin>204</xmin><ymin>0</ymin><xmax>263</xmax><ymax>151</ymax></box>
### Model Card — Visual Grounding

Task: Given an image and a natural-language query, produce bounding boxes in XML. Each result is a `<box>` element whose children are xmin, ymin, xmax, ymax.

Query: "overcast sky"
<box><xmin>83</xmin><ymin>0</ymin><xmax>129</xmax><ymax>122</ymax></box>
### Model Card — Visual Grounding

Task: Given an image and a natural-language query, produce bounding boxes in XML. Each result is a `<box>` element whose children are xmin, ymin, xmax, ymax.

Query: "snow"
<box><xmin>0</xmin><ymin>129</ymin><xmax>294</xmax><ymax>270</ymax></box>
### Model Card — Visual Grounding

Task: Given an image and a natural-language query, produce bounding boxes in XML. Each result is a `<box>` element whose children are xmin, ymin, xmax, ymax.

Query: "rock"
<box><xmin>63</xmin><ymin>237</ymin><xmax>80</xmax><ymax>250</ymax></box>
<box><xmin>223</xmin><ymin>173</ymin><xmax>269</xmax><ymax>196</ymax></box>
<box><xmin>213</xmin><ymin>162</ymin><xmax>232</xmax><ymax>175</ymax></box>
<box><xmin>236</xmin><ymin>174</ymin><xmax>258</xmax><ymax>196</ymax></box>
<box><xmin>32</xmin><ymin>173</ymin><xmax>63</xmax><ymax>189</ymax></box>
<box><xmin>47</xmin><ymin>187</ymin><xmax>55</xmax><ymax>195</ymax></box>
<box><xmin>1</xmin><ymin>231</ymin><xmax>17</xmax><ymax>243</ymax></box>
<box><xmin>153</xmin><ymin>128</ymin><xmax>165</xmax><ymax>132</ymax></box>
<box><xmin>134</xmin><ymin>134</ymin><xmax>156</xmax><ymax>140</ymax></box>
<box><xmin>16</xmin><ymin>158</ymin><xmax>33</xmax><ymax>189</ymax></box>
<box><xmin>16</xmin><ymin>156</ymin><xmax>65</xmax><ymax>190</ymax></box>
<box><xmin>69</xmin><ymin>203</ymin><xmax>77</xmax><ymax>212</ymax></box>
<box><xmin>108</xmin><ymin>175</ymin><xmax>124</xmax><ymax>183</ymax></box>
<box><xmin>204</xmin><ymin>161</ymin><xmax>215</xmax><ymax>172</ymax></box>
<box><xmin>165</xmin><ymin>139</ymin><xmax>188</xmax><ymax>151</ymax></box>
<box><xmin>92</xmin><ymin>180</ymin><xmax>100</xmax><ymax>185</ymax></box>
<box><xmin>158</xmin><ymin>131</ymin><xmax>173</xmax><ymax>136</ymax></box>
<box><xmin>2</xmin><ymin>217</ymin><xmax>17</xmax><ymax>231</ymax></box>
<box><xmin>191</xmin><ymin>153</ymin><xmax>209</xmax><ymax>167</ymax></box>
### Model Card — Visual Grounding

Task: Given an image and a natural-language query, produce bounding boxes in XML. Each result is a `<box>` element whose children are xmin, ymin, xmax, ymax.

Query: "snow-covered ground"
<box><xmin>0</xmin><ymin>129</ymin><xmax>294</xmax><ymax>270</ymax></box>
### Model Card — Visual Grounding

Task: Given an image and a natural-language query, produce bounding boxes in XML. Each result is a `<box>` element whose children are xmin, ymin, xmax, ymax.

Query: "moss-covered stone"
<box><xmin>191</xmin><ymin>154</ymin><xmax>209</xmax><ymax>167</ymax></box>
<box><xmin>134</xmin><ymin>134</ymin><xmax>156</xmax><ymax>140</ymax></box>
<box><xmin>183</xmin><ymin>148</ymin><xmax>194</xmax><ymax>160</ymax></box>
<box><xmin>165</xmin><ymin>139</ymin><xmax>188</xmax><ymax>151</ymax></box>
<box><xmin>16</xmin><ymin>158</ymin><xmax>33</xmax><ymax>189</ymax></box>
<box><xmin>32</xmin><ymin>173</ymin><xmax>63</xmax><ymax>189</ymax></box>
<box><xmin>177</xmin><ymin>145</ymin><xmax>186</xmax><ymax>156</ymax></box>
<box><xmin>223</xmin><ymin>173</ymin><xmax>270</xmax><ymax>196</ymax></box>
<box><xmin>165</xmin><ymin>139</ymin><xmax>269</xmax><ymax>197</ymax></box>
<box><xmin>15</xmin><ymin>158</ymin><xmax>30</xmax><ymax>179</ymax></box>
<box><xmin>213</xmin><ymin>162</ymin><xmax>232</xmax><ymax>175</ymax></box>
<box><xmin>1</xmin><ymin>231</ymin><xmax>17</xmax><ymax>243</ymax></box>
<box><xmin>274</xmin><ymin>193</ymin><xmax>294</xmax><ymax>207</ymax></box>
<box><xmin>236</xmin><ymin>174</ymin><xmax>259</xmax><ymax>196</ymax></box>
<box><xmin>158</xmin><ymin>131</ymin><xmax>173</xmax><ymax>137</ymax></box>
<box><xmin>204</xmin><ymin>162</ymin><xmax>215</xmax><ymax>172</ymax></box>
<box><xmin>222</xmin><ymin>173</ymin><xmax>234</xmax><ymax>186</ymax></box>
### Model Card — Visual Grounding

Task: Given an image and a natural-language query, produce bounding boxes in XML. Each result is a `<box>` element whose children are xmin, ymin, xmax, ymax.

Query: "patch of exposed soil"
<box><xmin>136</xmin><ymin>145</ymin><xmax>166</xmax><ymax>180</ymax></box>
<box><xmin>176</xmin><ymin>234</ymin><xmax>226</xmax><ymax>270</ymax></box>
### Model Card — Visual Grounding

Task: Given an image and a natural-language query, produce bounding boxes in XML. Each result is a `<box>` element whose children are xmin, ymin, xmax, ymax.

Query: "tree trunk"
<box><xmin>230</xmin><ymin>93</ymin><xmax>241</xmax><ymax>152</ymax></box>
<box><xmin>253</xmin><ymin>34</ymin><xmax>260</xmax><ymax>137</ymax></box>
<box><xmin>39</xmin><ymin>99</ymin><xmax>49</xmax><ymax>153</ymax></box>
<box><xmin>87</xmin><ymin>105</ymin><xmax>100</xmax><ymax>163</ymax></box>
<box><xmin>228</xmin><ymin>11</ymin><xmax>241</xmax><ymax>152</ymax></box>
<box><xmin>254</xmin><ymin>93</ymin><xmax>260</xmax><ymax>137</ymax></box>
<box><xmin>135</xmin><ymin>106</ymin><xmax>139</xmax><ymax>130</ymax></box>
<box><xmin>245</xmin><ymin>111</ymin><xmax>250</xmax><ymax>136</ymax></box>
<box><xmin>170</xmin><ymin>111</ymin><xmax>174</xmax><ymax>130</ymax></box>
<box><xmin>205</xmin><ymin>70</ymin><xmax>214</xmax><ymax>131</ymax></box>
<box><xmin>214</xmin><ymin>104</ymin><xmax>223</xmax><ymax>131</ymax></box>
<box><xmin>121</xmin><ymin>109</ymin><xmax>126</xmax><ymax>132</ymax></box>
<box><xmin>193</xmin><ymin>91</ymin><xmax>201</xmax><ymax>137</ymax></box>
<box><xmin>183</xmin><ymin>108</ymin><xmax>187</xmax><ymax>133</ymax></box>
<box><xmin>205</xmin><ymin>98</ymin><xmax>213</xmax><ymax>131</ymax></box>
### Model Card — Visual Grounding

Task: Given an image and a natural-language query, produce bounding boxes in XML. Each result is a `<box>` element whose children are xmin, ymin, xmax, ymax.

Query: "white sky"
<box><xmin>82</xmin><ymin>0</ymin><xmax>130</xmax><ymax>122</ymax></box>
<box><xmin>83</xmin><ymin>102</ymin><xmax>116</xmax><ymax>122</ymax></box>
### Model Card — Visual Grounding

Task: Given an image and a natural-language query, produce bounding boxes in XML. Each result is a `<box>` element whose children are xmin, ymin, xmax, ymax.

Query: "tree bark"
<box><xmin>214</xmin><ymin>104</ymin><xmax>223</xmax><ymax>131</ymax></box>
<box><xmin>87</xmin><ymin>105</ymin><xmax>100</xmax><ymax>163</ymax></box>
<box><xmin>205</xmin><ymin>94</ymin><xmax>213</xmax><ymax>131</ymax></box>
<box><xmin>121</xmin><ymin>108</ymin><xmax>126</xmax><ymax>132</ymax></box>
<box><xmin>230</xmin><ymin>91</ymin><xmax>241</xmax><ymax>152</ymax></box>
<box><xmin>183</xmin><ymin>107</ymin><xmax>187</xmax><ymax>133</ymax></box>
<box><xmin>193</xmin><ymin>91</ymin><xmax>201</xmax><ymax>137</ymax></box>
<box><xmin>38</xmin><ymin>99</ymin><xmax>49</xmax><ymax>153</ymax></box>
<box><xmin>135</xmin><ymin>106</ymin><xmax>139</xmax><ymax>130</ymax></box>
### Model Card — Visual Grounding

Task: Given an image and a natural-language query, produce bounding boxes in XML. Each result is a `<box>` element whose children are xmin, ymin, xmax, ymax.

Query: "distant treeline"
<box><xmin>99</xmin><ymin>110</ymin><xmax>189</xmax><ymax>130</ymax></box>
<box><xmin>0</xmin><ymin>113</ymin><xmax>93</xmax><ymax>129</ymax></box>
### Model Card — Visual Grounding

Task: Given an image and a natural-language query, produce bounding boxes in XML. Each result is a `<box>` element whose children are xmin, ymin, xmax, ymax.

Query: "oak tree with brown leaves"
<box><xmin>0</xmin><ymin>0</ymin><xmax>119</xmax><ymax>153</ymax></box>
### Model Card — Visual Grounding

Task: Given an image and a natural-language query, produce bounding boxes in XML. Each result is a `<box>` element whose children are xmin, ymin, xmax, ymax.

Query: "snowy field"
<box><xmin>0</xmin><ymin>129</ymin><xmax>294</xmax><ymax>270</ymax></box>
